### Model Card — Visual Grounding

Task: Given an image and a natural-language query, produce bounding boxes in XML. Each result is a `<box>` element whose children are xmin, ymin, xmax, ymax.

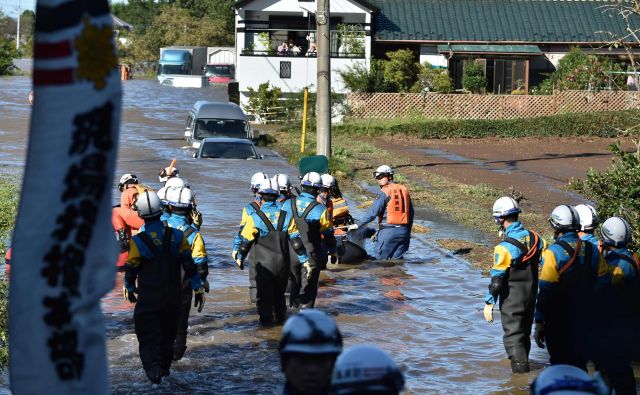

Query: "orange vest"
<box><xmin>380</xmin><ymin>183</ymin><xmax>410</xmax><ymax>225</ymax></box>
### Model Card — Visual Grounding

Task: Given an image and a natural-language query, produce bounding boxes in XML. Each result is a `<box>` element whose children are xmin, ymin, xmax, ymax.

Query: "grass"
<box><xmin>0</xmin><ymin>174</ymin><xmax>19</xmax><ymax>368</ymax></box>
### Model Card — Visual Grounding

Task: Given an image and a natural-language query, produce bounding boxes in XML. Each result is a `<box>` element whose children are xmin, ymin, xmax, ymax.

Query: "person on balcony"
<box><xmin>306</xmin><ymin>42</ymin><xmax>317</xmax><ymax>56</ymax></box>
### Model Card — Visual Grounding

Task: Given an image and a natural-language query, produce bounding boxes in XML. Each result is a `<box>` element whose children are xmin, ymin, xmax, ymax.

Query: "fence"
<box><xmin>346</xmin><ymin>91</ymin><xmax>640</xmax><ymax>120</ymax></box>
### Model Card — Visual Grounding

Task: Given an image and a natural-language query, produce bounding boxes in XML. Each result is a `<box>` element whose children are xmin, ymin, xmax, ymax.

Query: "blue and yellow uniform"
<box><xmin>485</xmin><ymin>221</ymin><xmax>545</xmax><ymax>371</ymax></box>
<box><xmin>233</xmin><ymin>197</ymin><xmax>260</xmax><ymax>252</ymax></box>
<box><xmin>534</xmin><ymin>231</ymin><xmax>609</xmax><ymax>368</ymax></box>
<box><xmin>580</xmin><ymin>232</ymin><xmax>599</xmax><ymax>246</ymax></box>
<box><xmin>294</xmin><ymin>192</ymin><xmax>335</xmax><ymax>251</ymax></box>
<box><xmin>360</xmin><ymin>183</ymin><xmax>413</xmax><ymax>260</ymax></box>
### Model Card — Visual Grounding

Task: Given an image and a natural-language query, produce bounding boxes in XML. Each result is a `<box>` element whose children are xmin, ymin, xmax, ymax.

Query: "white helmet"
<box><xmin>600</xmin><ymin>217</ymin><xmax>632</xmax><ymax>247</ymax></box>
<box><xmin>165</xmin><ymin>177</ymin><xmax>186</xmax><ymax>189</ymax></box>
<box><xmin>272</xmin><ymin>174</ymin><xmax>292</xmax><ymax>193</ymax></box>
<box><xmin>492</xmin><ymin>196</ymin><xmax>522</xmax><ymax>218</ymax></box>
<box><xmin>331</xmin><ymin>345</ymin><xmax>405</xmax><ymax>395</ymax></box>
<box><xmin>279</xmin><ymin>309</ymin><xmax>342</xmax><ymax>355</ymax></box>
<box><xmin>118</xmin><ymin>173</ymin><xmax>138</xmax><ymax>192</ymax></box>
<box><xmin>574</xmin><ymin>204</ymin><xmax>599</xmax><ymax>232</ymax></box>
<box><xmin>321</xmin><ymin>174</ymin><xmax>336</xmax><ymax>189</ymax></box>
<box><xmin>301</xmin><ymin>172</ymin><xmax>322</xmax><ymax>188</ymax></box>
<box><xmin>158</xmin><ymin>166</ymin><xmax>179</xmax><ymax>183</ymax></box>
<box><xmin>166</xmin><ymin>187</ymin><xmax>193</xmax><ymax>208</ymax></box>
<box><xmin>373</xmin><ymin>165</ymin><xmax>394</xmax><ymax>179</ymax></box>
<box><xmin>156</xmin><ymin>186</ymin><xmax>169</xmax><ymax>204</ymax></box>
<box><xmin>258</xmin><ymin>178</ymin><xmax>279</xmax><ymax>196</ymax></box>
<box><xmin>251</xmin><ymin>172</ymin><xmax>269</xmax><ymax>190</ymax></box>
<box><xmin>133</xmin><ymin>190</ymin><xmax>163</xmax><ymax>219</ymax></box>
<box><xmin>548</xmin><ymin>205</ymin><xmax>580</xmax><ymax>232</ymax></box>
<box><xmin>530</xmin><ymin>364</ymin><xmax>608</xmax><ymax>395</ymax></box>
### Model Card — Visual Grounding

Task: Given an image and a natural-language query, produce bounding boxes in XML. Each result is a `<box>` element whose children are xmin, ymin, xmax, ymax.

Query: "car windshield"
<box><xmin>204</xmin><ymin>65</ymin><xmax>234</xmax><ymax>77</ymax></box>
<box><xmin>194</xmin><ymin>118</ymin><xmax>246</xmax><ymax>139</ymax></box>
<box><xmin>200</xmin><ymin>142</ymin><xmax>258</xmax><ymax>159</ymax></box>
<box><xmin>159</xmin><ymin>64</ymin><xmax>188</xmax><ymax>75</ymax></box>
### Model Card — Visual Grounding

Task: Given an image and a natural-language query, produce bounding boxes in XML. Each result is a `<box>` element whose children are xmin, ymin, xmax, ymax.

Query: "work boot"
<box><xmin>511</xmin><ymin>359</ymin><xmax>530</xmax><ymax>373</ymax></box>
<box><xmin>145</xmin><ymin>366</ymin><xmax>163</xmax><ymax>384</ymax></box>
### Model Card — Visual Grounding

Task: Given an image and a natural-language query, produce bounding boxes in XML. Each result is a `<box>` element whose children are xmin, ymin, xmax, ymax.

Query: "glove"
<box><xmin>303</xmin><ymin>261</ymin><xmax>314</xmax><ymax>280</ymax></box>
<box><xmin>123</xmin><ymin>285</ymin><xmax>137</xmax><ymax>304</ymax></box>
<box><xmin>330</xmin><ymin>253</ymin><xmax>338</xmax><ymax>265</ymax></box>
<box><xmin>203</xmin><ymin>279</ymin><xmax>210</xmax><ymax>293</ymax></box>
<box><xmin>534</xmin><ymin>323</ymin><xmax>546</xmax><ymax>349</ymax></box>
<box><xmin>347</xmin><ymin>224</ymin><xmax>359</xmax><ymax>231</ymax></box>
<box><xmin>371</xmin><ymin>231</ymin><xmax>379</xmax><ymax>243</ymax></box>
<box><xmin>194</xmin><ymin>288</ymin><xmax>205</xmax><ymax>313</ymax></box>
<box><xmin>231</xmin><ymin>250</ymin><xmax>238</xmax><ymax>261</ymax></box>
<box><xmin>235</xmin><ymin>258</ymin><xmax>245</xmax><ymax>270</ymax></box>
<box><xmin>116</xmin><ymin>229</ymin><xmax>129</xmax><ymax>252</ymax></box>
<box><xmin>191</xmin><ymin>210</ymin><xmax>203</xmax><ymax>228</ymax></box>
<box><xmin>483</xmin><ymin>304</ymin><xmax>494</xmax><ymax>323</ymax></box>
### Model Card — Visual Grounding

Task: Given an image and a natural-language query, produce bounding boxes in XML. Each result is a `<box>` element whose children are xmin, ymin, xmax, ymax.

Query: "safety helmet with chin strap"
<box><xmin>301</xmin><ymin>172</ymin><xmax>322</xmax><ymax>188</ymax></box>
<box><xmin>320</xmin><ymin>174</ymin><xmax>336</xmax><ymax>189</ymax></box>
<box><xmin>272</xmin><ymin>174</ymin><xmax>292</xmax><ymax>193</ymax></box>
<box><xmin>279</xmin><ymin>309</ymin><xmax>342</xmax><ymax>355</ymax></box>
<box><xmin>492</xmin><ymin>196</ymin><xmax>521</xmax><ymax>219</ymax></box>
<box><xmin>331</xmin><ymin>345</ymin><xmax>405</xmax><ymax>395</ymax></box>
<box><xmin>251</xmin><ymin>172</ymin><xmax>269</xmax><ymax>190</ymax></box>
<box><xmin>574</xmin><ymin>204</ymin><xmax>599</xmax><ymax>232</ymax></box>
<box><xmin>258</xmin><ymin>178</ymin><xmax>279</xmax><ymax>196</ymax></box>
<box><xmin>158</xmin><ymin>166</ymin><xmax>179</xmax><ymax>184</ymax></box>
<box><xmin>600</xmin><ymin>216</ymin><xmax>633</xmax><ymax>248</ymax></box>
<box><xmin>548</xmin><ymin>205</ymin><xmax>580</xmax><ymax>232</ymax></box>
<box><xmin>166</xmin><ymin>187</ymin><xmax>194</xmax><ymax>209</ymax></box>
<box><xmin>118</xmin><ymin>173</ymin><xmax>138</xmax><ymax>192</ymax></box>
<box><xmin>133</xmin><ymin>190</ymin><xmax>163</xmax><ymax>219</ymax></box>
<box><xmin>373</xmin><ymin>165</ymin><xmax>393</xmax><ymax>179</ymax></box>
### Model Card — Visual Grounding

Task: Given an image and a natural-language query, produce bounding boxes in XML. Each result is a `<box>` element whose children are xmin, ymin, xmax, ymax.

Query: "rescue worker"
<box><xmin>533</xmin><ymin>205</ymin><xmax>609</xmax><ymax>371</ymax></box>
<box><xmin>358</xmin><ymin>165</ymin><xmax>413</xmax><ymax>260</ymax></box>
<box><xmin>317</xmin><ymin>174</ymin><xmax>335</xmax><ymax>220</ymax></box>
<box><xmin>289</xmin><ymin>172</ymin><xmax>337</xmax><ymax>308</ymax></box>
<box><xmin>112</xmin><ymin>186</ymin><xmax>145</xmax><ymax>269</ymax></box>
<box><xmin>483</xmin><ymin>196</ymin><xmax>545</xmax><ymax>373</ymax></box>
<box><xmin>330</xmin><ymin>345</ymin><xmax>405</xmax><ymax>395</ymax></box>
<box><xmin>165</xmin><ymin>186</ymin><xmax>209</xmax><ymax>361</ymax></box>
<box><xmin>118</xmin><ymin>173</ymin><xmax>139</xmax><ymax>193</ymax></box>
<box><xmin>324</xmin><ymin>176</ymin><xmax>353</xmax><ymax>230</ymax></box>
<box><xmin>234</xmin><ymin>178</ymin><xmax>310</xmax><ymax>325</ymax></box>
<box><xmin>279</xmin><ymin>309</ymin><xmax>343</xmax><ymax>395</ymax></box>
<box><xmin>273</xmin><ymin>173</ymin><xmax>295</xmax><ymax>204</ymax></box>
<box><xmin>530</xmin><ymin>364</ymin><xmax>608</xmax><ymax>395</ymax></box>
<box><xmin>574</xmin><ymin>204</ymin><xmax>600</xmax><ymax>245</ymax></box>
<box><xmin>159</xmin><ymin>165</ymin><xmax>179</xmax><ymax>184</ymax></box>
<box><xmin>123</xmin><ymin>190</ymin><xmax>205</xmax><ymax>384</ymax></box>
<box><xmin>597</xmin><ymin>217</ymin><xmax>639</xmax><ymax>394</ymax></box>
<box><xmin>233</xmin><ymin>171</ymin><xmax>269</xmax><ymax>303</ymax></box>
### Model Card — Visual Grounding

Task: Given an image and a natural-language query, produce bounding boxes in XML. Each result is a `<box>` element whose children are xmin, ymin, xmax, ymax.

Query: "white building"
<box><xmin>233</xmin><ymin>0</ymin><xmax>373</xmax><ymax>105</ymax></box>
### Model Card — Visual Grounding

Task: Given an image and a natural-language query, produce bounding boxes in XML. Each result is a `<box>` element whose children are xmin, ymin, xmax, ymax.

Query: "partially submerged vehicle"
<box><xmin>298</xmin><ymin>155</ymin><xmax>367</xmax><ymax>264</ymax></box>
<box><xmin>204</xmin><ymin>63</ymin><xmax>235</xmax><ymax>84</ymax></box>
<box><xmin>184</xmin><ymin>101</ymin><xmax>258</xmax><ymax>148</ymax></box>
<box><xmin>193</xmin><ymin>137</ymin><xmax>262</xmax><ymax>160</ymax></box>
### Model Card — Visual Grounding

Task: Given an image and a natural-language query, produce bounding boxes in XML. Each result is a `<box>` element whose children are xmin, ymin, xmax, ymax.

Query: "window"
<box><xmin>280</xmin><ymin>61</ymin><xmax>292</xmax><ymax>79</ymax></box>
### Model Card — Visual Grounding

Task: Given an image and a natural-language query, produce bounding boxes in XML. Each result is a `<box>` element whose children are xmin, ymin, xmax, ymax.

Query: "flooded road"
<box><xmin>0</xmin><ymin>77</ymin><xmax>548</xmax><ymax>394</ymax></box>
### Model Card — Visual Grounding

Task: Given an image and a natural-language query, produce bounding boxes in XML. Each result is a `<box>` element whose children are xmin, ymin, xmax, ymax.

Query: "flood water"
<box><xmin>0</xmin><ymin>76</ymin><xmax>552</xmax><ymax>394</ymax></box>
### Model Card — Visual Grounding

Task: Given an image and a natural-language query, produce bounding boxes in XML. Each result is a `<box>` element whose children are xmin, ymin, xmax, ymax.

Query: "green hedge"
<box><xmin>0</xmin><ymin>175</ymin><xmax>19</xmax><ymax>368</ymax></box>
<box><xmin>335</xmin><ymin>110</ymin><xmax>640</xmax><ymax>139</ymax></box>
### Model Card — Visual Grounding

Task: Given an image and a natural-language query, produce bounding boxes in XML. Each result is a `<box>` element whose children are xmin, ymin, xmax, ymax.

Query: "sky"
<box><xmin>0</xmin><ymin>0</ymin><xmax>35</xmax><ymax>17</ymax></box>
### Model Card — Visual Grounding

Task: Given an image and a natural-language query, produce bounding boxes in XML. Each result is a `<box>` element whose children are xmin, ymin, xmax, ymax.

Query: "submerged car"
<box><xmin>184</xmin><ymin>101</ymin><xmax>257</xmax><ymax>148</ymax></box>
<box><xmin>193</xmin><ymin>137</ymin><xmax>262</xmax><ymax>160</ymax></box>
<box><xmin>203</xmin><ymin>63</ymin><xmax>235</xmax><ymax>84</ymax></box>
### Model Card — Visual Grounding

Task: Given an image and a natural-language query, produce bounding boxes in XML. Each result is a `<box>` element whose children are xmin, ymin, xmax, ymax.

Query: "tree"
<box><xmin>462</xmin><ymin>62</ymin><xmax>486</xmax><ymax>93</ymax></box>
<box><xmin>339</xmin><ymin>59</ymin><xmax>387</xmax><ymax>93</ymax></box>
<box><xmin>383</xmin><ymin>49</ymin><xmax>420</xmax><ymax>93</ymax></box>
<box><xmin>0</xmin><ymin>37</ymin><xmax>19</xmax><ymax>75</ymax></box>
<box><xmin>18</xmin><ymin>10</ymin><xmax>35</xmax><ymax>57</ymax></box>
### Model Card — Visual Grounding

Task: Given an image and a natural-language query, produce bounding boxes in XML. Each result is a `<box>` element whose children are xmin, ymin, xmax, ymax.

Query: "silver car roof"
<box><xmin>192</xmin><ymin>101</ymin><xmax>246</xmax><ymax>120</ymax></box>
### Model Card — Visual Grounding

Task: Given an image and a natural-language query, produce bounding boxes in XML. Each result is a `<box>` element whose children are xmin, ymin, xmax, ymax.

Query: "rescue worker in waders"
<box><xmin>279</xmin><ymin>309</ymin><xmax>343</xmax><ymax>395</ymax></box>
<box><xmin>234</xmin><ymin>178</ymin><xmax>310</xmax><ymax>325</ymax></box>
<box><xmin>358</xmin><ymin>165</ymin><xmax>413</xmax><ymax>260</ymax></box>
<box><xmin>289</xmin><ymin>172</ymin><xmax>337</xmax><ymax>308</ymax></box>
<box><xmin>164</xmin><ymin>186</ymin><xmax>209</xmax><ymax>361</ymax></box>
<box><xmin>113</xmin><ymin>184</ymin><xmax>145</xmax><ymax>269</ymax></box>
<box><xmin>330</xmin><ymin>345</ymin><xmax>405</xmax><ymax>395</ymax></box>
<box><xmin>123</xmin><ymin>190</ymin><xmax>205</xmax><ymax>384</ymax></box>
<box><xmin>233</xmin><ymin>171</ymin><xmax>269</xmax><ymax>303</ymax></box>
<box><xmin>483</xmin><ymin>197</ymin><xmax>545</xmax><ymax>373</ymax></box>
<box><xmin>533</xmin><ymin>205</ymin><xmax>609</xmax><ymax>371</ymax></box>
<box><xmin>596</xmin><ymin>217</ymin><xmax>639</xmax><ymax>395</ymax></box>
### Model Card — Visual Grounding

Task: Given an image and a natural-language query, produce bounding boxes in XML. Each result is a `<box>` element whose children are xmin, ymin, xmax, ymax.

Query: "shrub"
<box><xmin>245</xmin><ymin>82</ymin><xmax>283</xmax><ymax>122</ymax></box>
<box><xmin>462</xmin><ymin>62</ymin><xmax>486</xmax><ymax>93</ymax></box>
<box><xmin>413</xmin><ymin>62</ymin><xmax>453</xmax><ymax>93</ymax></box>
<box><xmin>536</xmin><ymin>48</ymin><xmax>625</xmax><ymax>94</ymax></box>
<box><xmin>339</xmin><ymin>59</ymin><xmax>387</xmax><ymax>93</ymax></box>
<box><xmin>0</xmin><ymin>38</ymin><xmax>19</xmax><ymax>75</ymax></box>
<box><xmin>383</xmin><ymin>49</ymin><xmax>420</xmax><ymax>93</ymax></box>
<box><xmin>570</xmin><ymin>142</ymin><xmax>640</xmax><ymax>250</ymax></box>
<box><xmin>0</xmin><ymin>175</ymin><xmax>19</xmax><ymax>368</ymax></box>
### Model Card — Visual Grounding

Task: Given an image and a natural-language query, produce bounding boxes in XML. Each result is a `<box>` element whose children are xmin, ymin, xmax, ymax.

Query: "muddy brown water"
<box><xmin>1</xmin><ymin>77</ymin><xmax>552</xmax><ymax>394</ymax></box>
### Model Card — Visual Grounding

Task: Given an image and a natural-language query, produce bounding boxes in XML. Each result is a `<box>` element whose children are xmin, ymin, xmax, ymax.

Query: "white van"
<box><xmin>184</xmin><ymin>101</ymin><xmax>257</xmax><ymax>148</ymax></box>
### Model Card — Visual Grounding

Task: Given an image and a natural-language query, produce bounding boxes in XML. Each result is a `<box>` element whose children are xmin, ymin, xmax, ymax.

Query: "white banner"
<box><xmin>9</xmin><ymin>0</ymin><xmax>120</xmax><ymax>393</ymax></box>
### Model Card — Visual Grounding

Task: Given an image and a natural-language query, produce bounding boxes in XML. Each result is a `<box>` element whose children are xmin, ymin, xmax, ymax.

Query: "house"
<box><xmin>233</xmin><ymin>0</ymin><xmax>374</xmax><ymax>104</ymax></box>
<box><xmin>370</xmin><ymin>0</ymin><xmax>640</xmax><ymax>93</ymax></box>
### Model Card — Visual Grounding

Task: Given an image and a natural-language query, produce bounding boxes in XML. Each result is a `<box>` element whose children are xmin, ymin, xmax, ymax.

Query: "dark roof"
<box><xmin>234</xmin><ymin>0</ymin><xmax>376</xmax><ymax>11</ymax></box>
<box><xmin>372</xmin><ymin>0</ymin><xmax>640</xmax><ymax>44</ymax></box>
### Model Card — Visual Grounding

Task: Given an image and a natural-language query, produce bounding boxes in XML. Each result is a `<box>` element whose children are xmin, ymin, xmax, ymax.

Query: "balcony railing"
<box><xmin>240</xmin><ymin>49</ymin><xmax>365</xmax><ymax>58</ymax></box>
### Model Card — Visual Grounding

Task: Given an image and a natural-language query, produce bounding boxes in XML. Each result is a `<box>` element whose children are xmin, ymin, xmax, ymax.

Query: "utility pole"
<box><xmin>16</xmin><ymin>0</ymin><xmax>20</xmax><ymax>50</ymax></box>
<box><xmin>316</xmin><ymin>0</ymin><xmax>331</xmax><ymax>158</ymax></box>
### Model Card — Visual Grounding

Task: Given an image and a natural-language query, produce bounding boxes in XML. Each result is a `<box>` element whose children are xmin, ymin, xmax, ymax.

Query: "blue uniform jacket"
<box><xmin>237</xmin><ymin>201</ymin><xmax>309</xmax><ymax>263</ymax></box>
<box><xmin>294</xmin><ymin>192</ymin><xmax>336</xmax><ymax>254</ymax></box>
<box><xmin>167</xmin><ymin>213</ymin><xmax>208</xmax><ymax>268</ymax></box>
<box><xmin>485</xmin><ymin>221</ymin><xmax>545</xmax><ymax>304</ymax></box>
<box><xmin>359</xmin><ymin>187</ymin><xmax>414</xmax><ymax>228</ymax></box>
<box><xmin>233</xmin><ymin>197</ymin><xmax>261</xmax><ymax>251</ymax></box>
<box><xmin>580</xmin><ymin>233</ymin><xmax>600</xmax><ymax>245</ymax></box>
<box><xmin>605</xmin><ymin>248</ymin><xmax>638</xmax><ymax>286</ymax></box>
<box><xmin>534</xmin><ymin>232</ymin><xmax>610</xmax><ymax>323</ymax></box>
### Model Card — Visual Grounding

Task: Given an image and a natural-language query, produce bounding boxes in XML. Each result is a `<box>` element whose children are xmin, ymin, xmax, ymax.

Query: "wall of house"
<box><xmin>419</xmin><ymin>45</ymin><xmax>448</xmax><ymax>68</ymax></box>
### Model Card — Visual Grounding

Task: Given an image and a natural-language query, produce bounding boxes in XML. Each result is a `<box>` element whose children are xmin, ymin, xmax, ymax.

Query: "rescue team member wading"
<box><xmin>233</xmin><ymin>172</ymin><xmax>269</xmax><ymax>303</ymax></box>
<box><xmin>234</xmin><ymin>178</ymin><xmax>310</xmax><ymax>325</ymax></box>
<box><xmin>289</xmin><ymin>172</ymin><xmax>337</xmax><ymax>309</ymax></box>
<box><xmin>533</xmin><ymin>205</ymin><xmax>610</xmax><ymax>371</ymax></box>
<box><xmin>483</xmin><ymin>197</ymin><xmax>546</xmax><ymax>373</ymax></box>
<box><xmin>123</xmin><ymin>190</ymin><xmax>205</xmax><ymax>384</ymax></box>
<box><xmin>358</xmin><ymin>165</ymin><xmax>413</xmax><ymax>260</ymax></box>
<box><xmin>163</xmin><ymin>186</ymin><xmax>209</xmax><ymax>362</ymax></box>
